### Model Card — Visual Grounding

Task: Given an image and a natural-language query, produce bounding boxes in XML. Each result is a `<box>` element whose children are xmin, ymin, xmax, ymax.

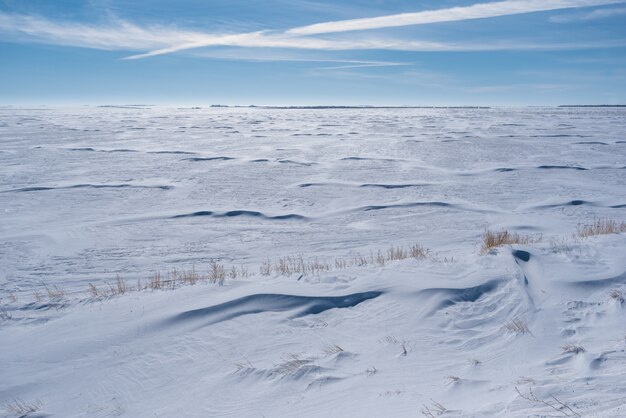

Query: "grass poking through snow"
<box><xmin>260</xmin><ymin>243</ymin><xmax>428</xmax><ymax>277</ymax></box>
<box><xmin>503</xmin><ymin>318</ymin><xmax>532</xmax><ymax>335</ymax></box>
<box><xmin>561</xmin><ymin>344</ymin><xmax>586</xmax><ymax>355</ymax></box>
<box><xmin>480</xmin><ymin>229</ymin><xmax>541</xmax><ymax>254</ymax></box>
<box><xmin>3</xmin><ymin>398</ymin><xmax>42</xmax><ymax>417</ymax></box>
<box><xmin>576</xmin><ymin>218</ymin><xmax>626</xmax><ymax>238</ymax></box>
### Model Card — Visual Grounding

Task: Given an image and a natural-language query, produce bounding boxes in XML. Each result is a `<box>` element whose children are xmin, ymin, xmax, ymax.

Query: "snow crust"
<box><xmin>0</xmin><ymin>106</ymin><xmax>625</xmax><ymax>417</ymax></box>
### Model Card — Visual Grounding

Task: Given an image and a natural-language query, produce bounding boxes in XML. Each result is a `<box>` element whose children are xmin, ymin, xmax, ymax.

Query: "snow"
<box><xmin>0</xmin><ymin>106</ymin><xmax>625</xmax><ymax>417</ymax></box>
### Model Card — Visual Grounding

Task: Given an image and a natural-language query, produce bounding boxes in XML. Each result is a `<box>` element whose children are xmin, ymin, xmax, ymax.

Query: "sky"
<box><xmin>0</xmin><ymin>0</ymin><xmax>625</xmax><ymax>105</ymax></box>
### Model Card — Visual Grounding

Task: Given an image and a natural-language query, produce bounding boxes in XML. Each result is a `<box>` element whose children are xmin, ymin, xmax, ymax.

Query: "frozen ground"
<box><xmin>0</xmin><ymin>106</ymin><xmax>625</xmax><ymax>417</ymax></box>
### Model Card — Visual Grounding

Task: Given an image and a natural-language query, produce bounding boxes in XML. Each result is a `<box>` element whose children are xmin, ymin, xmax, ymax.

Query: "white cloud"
<box><xmin>0</xmin><ymin>12</ymin><xmax>199</xmax><ymax>50</ymax></box>
<box><xmin>129</xmin><ymin>0</ymin><xmax>626</xmax><ymax>58</ymax></box>
<box><xmin>550</xmin><ymin>6</ymin><xmax>626</xmax><ymax>21</ymax></box>
<box><xmin>122</xmin><ymin>36</ymin><xmax>458</xmax><ymax>60</ymax></box>
<box><xmin>187</xmin><ymin>49</ymin><xmax>411</xmax><ymax>69</ymax></box>
<box><xmin>287</xmin><ymin>0</ymin><xmax>626</xmax><ymax>35</ymax></box>
<box><xmin>0</xmin><ymin>0</ymin><xmax>625</xmax><ymax>61</ymax></box>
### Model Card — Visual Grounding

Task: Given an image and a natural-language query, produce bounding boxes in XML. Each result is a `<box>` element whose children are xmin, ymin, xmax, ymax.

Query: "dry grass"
<box><xmin>445</xmin><ymin>375</ymin><xmax>461</xmax><ymax>385</ymax></box>
<box><xmin>321</xmin><ymin>344</ymin><xmax>344</xmax><ymax>356</ymax></box>
<box><xmin>43</xmin><ymin>283</ymin><xmax>65</xmax><ymax>300</ymax></box>
<box><xmin>208</xmin><ymin>260</ymin><xmax>226</xmax><ymax>285</ymax></box>
<box><xmin>33</xmin><ymin>290</ymin><xmax>43</xmax><ymax>303</ymax></box>
<box><xmin>515</xmin><ymin>386</ymin><xmax>580</xmax><ymax>417</ymax></box>
<box><xmin>170</xmin><ymin>267</ymin><xmax>200</xmax><ymax>285</ymax></box>
<box><xmin>0</xmin><ymin>305</ymin><xmax>12</xmax><ymax>321</ymax></box>
<box><xmin>409</xmin><ymin>244</ymin><xmax>428</xmax><ymax>259</ymax></box>
<box><xmin>421</xmin><ymin>401</ymin><xmax>447</xmax><ymax>417</ymax></box>
<box><xmin>271</xmin><ymin>354</ymin><xmax>313</xmax><ymax>376</ymax></box>
<box><xmin>387</xmin><ymin>245</ymin><xmax>406</xmax><ymax>261</ymax></box>
<box><xmin>148</xmin><ymin>271</ymin><xmax>162</xmax><ymax>290</ymax></box>
<box><xmin>561</xmin><ymin>344</ymin><xmax>586</xmax><ymax>355</ymax></box>
<box><xmin>88</xmin><ymin>283</ymin><xmax>99</xmax><ymax>298</ymax></box>
<box><xmin>503</xmin><ymin>318</ymin><xmax>531</xmax><ymax>335</ymax></box>
<box><xmin>381</xmin><ymin>334</ymin><xmax>400</xmax><ymax>344</ymax></box>
<box><xmin>480</xmin><ymin>229</ymin><xmax>541</xmax><ymax>254</ymax></box>
<box><xmin>228</xmin><ymin>265</ymin><xmax>248</xmax><ymax>279</ymax></box>
<box><xmin>234</xmin><ymin>361</ymin><xmax>255</xmax><ymax>373</ymax></box>
<box><xmin>259</xmin><ymin>260</ymin><xmax>272</xmax><ymax>276</ymax></box>
<box><xmin>273</xmin><ymin>255</ymin><xmax>331</xmax><ymax>276</ymax></box>
<box><xmin>106</xmin><ymin>274</ymin><xmax>128</xmax><ymax>296</ymax></box>
<box><xmin>258</xmin><ymin>243</ymin><xmax>429</xmax><ymax>277</ymax></box>
<box><xmin>4</xmin><ymin>398</ymin><xmax>42</xmax><ymax>417</ymax></box>
<box><xmin>576</xmin><ymin>218</ymin><xmax>626</xmax><ymax>238</ymax></box>
<box><xmin>609</xmin><ymin>289</ymin><xmax>624</xmax><ymax>303</ymax></box>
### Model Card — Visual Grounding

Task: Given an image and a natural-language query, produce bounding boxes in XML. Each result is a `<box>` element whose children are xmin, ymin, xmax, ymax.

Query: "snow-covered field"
<box><xmin>1</xmin><ymin>106</ymin><xmax>625</xmax><ymax>417</ymax></box>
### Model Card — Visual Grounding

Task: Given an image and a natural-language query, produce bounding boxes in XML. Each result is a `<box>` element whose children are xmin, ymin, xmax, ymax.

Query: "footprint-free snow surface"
<box><xmin>1</xmin><ymin>106</ymin><xmax>625</xmax><ymax>417</ymax></box>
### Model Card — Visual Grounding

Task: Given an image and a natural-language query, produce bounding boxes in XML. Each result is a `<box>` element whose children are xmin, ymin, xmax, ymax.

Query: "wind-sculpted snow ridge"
<box><xmin>355</xmin><ymin>200</ymin><xmax>499</xmax><ymax>214</ymax></box>
<box><xmin>1</xmin><ymin>105</ymin><xmax>625</xmax><ymax>292</ymax></box>
<box><xmin>525</xmin><ymin>198</ymin><xmax>626</xmax><ymax>210</ymax></box>
<box><xmin>298</xmin><ymin>182</ymin><xmax>431</xmax><ymax>189</ymax></box>
<box><xmin>148</xmin><ymin>150</ymin><xmax>198</xmax><ymax>155</ymax></box>
<box><xmin>183</xmin><ymin>156</ymin><xmax>236</xmax><ymax>161</ymax></box>
<box><xmin>66</xmin><ymin>147</ymin><xmax>140</xmax><ymax>153</ymax></box>
<box><xmin>163</xmin><ymin>291</ymin><xmax>383</xmax><ymax>328</ymax></box>
<box><xmin>3</xmin><ymin>233</ymin><xmax>624</xmax><ymax>417</ymax></box>
<box><xmin>0</xmin><ymin>106</ymin><xmax>625</xmax><ymax>416</ymax></box>
<box><xmin>2</xmin><ymin>183</ymin><xmax>174</xmax><ymax>193</ymax></box>
<box><xmin>171</xmin><ymin>210</ymin><xmax>308</xmax><ymax>221</ymax></box>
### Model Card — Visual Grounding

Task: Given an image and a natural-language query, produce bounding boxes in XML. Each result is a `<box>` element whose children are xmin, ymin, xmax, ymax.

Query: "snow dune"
<box><xmin>0</xmin><ymin>106</ymin><xmax>625</xmax><ymax>417</ymax></box>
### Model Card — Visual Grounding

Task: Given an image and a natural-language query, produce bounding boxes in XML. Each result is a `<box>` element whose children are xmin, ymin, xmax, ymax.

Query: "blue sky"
<box><xmin>1</xmin><ymin>0</ymin><xmax>625</xmax><ymax>105</ymax></box>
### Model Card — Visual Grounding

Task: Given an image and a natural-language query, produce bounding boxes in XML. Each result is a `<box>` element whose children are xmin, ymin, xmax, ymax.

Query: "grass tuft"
<box><xmin>208</xmin><ymin>260</ymin><xmax>226</xmax><ymax>285</ymax></box>
<box><xmin>322</xmin><ymin>344</ymin><xmax>344</xmax><ymax>356</ymax></box>
<box><xmin>43</xmin><ymin>283</ymin><xmax>65</xmax><ymax>300</ymax></box>
<box><xmin>561</xmin><ymin>344</ymin><xmax>586</xmax><ymax>355</ymax></box>
<box><xmin>515</xmin><ymin>386</ymin><xmax>580</xmax><ymax>417</ymax></box>
<box><xmin>421</xmin><ymin>401</ymin><xmax>447</xmax><ymax>417</ymax></box>
<box><xmin>576</xmin><ymin>218</ymin><xmax>626</xmax><ymax>238</ymax></box>
<box><xmin>503</xmin><ymin>318</ymin><xmax>531</xmax><ymax>335</ymax></box>
<box><xmin>4</xmin><ymin>398</ymin><xmax>42</xmax><ymax>417</ymax></box>
<box><xmin>88</xmin><ymin>283</ymin><xmax>99</xmax><ymax>298</ymax></box>
<box><xmin>608</xmin><ymin>289</ymin><xmax>624</xmax><ymax>303</ymax></box>
<box><xmin>480</xmin><ymin>229</ymin><xmax>540</xmax><ymax>254</ymax></box>
<box><xmin>271</xmin><ymin>354</ymin><xmax>313</xmax><ymax>376</ymax></box>
<box><xmin>0</xmin><ymin>305</ymin><xmax>12</xmax><ymax>321</ymax></box>
<box><xmin>445</xmin><ymin>375</ymin><xmax>461</xmax><ymax>385</ymax></box>
<box><xmin>149</xmin><ymin>271</ymin><xmax>162</xmax><ymax>290</ymax></box>
<box><xmin>259</xmin><ymin>260</ymin><xmax>272</xmax><ymax>276</ymax></box>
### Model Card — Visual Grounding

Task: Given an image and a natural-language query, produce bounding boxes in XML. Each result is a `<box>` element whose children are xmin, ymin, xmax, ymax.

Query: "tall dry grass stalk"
<box><xmin>259</xmin><ymin>243</ymin><xmax>428</xmax><ymax>276</ymax></box>
<box><xmin>576</xmin><ymin>218</ymin><xmax>626</xmax><ymax>238</ymax></box>
<box><xmin>27</xmin><ymin>243</ymin><xmax>428</xmax><ymax>305</ymax></box>
<box><xmin>480</xmin><ymin>229</ymin><xmax>541</xmax><ymax>254</ymax></box>
<box><xmin>208</xmin><ymin>260</ymin><xmax>226</xmax><ymax>285</ymax></box>
<box><xmin>4</xmin><ymin>398</ymin><xmax>42</xmax><ymax>417</ymax></box>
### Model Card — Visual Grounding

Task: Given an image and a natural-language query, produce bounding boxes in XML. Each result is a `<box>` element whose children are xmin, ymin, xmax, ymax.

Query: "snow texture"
<box><xmin>0</xmin><ymin>106</ymin><xmax>625</xmax><ymax>417</ymax></box>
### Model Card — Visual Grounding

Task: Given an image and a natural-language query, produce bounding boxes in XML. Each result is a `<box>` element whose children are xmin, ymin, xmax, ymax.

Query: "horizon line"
<box><xmin>1</xmin><ymin>104</ymin><xmax>625</xmax><ymax>109</ymax></box>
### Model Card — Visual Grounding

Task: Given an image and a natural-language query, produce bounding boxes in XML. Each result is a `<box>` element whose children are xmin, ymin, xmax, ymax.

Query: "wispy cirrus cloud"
<box><xmin>128</xmin><ymin>0</ymin><xmax>626</xmax><ymax>58</ymax></box>
<box><xmin>0</xmin><ymin>11</ymin><xmax>214</xmax><ymax>51</ymax></box>
<box><xmin>0</xmin><ymin>11</ymin><xmax>449</xmax><ymax>58</ymax></box>
<box><xmin>0</xmin><ymin>0</ymin><xmax>625</xmax><ymax>61</ymax></box>
<box><xmin>549</xmin><ymin>6</ymin><xmax>626</xmax><ymax>21</ymax></box>
<box><xmin>287</xmin><ymin>0</ymin><xmax>625</xmax><ymax>34</ymax></box>
<box><xmin>189</xmin><ymin>49</ymin><xmax>411</xmax><ymax>69</ymax></box>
